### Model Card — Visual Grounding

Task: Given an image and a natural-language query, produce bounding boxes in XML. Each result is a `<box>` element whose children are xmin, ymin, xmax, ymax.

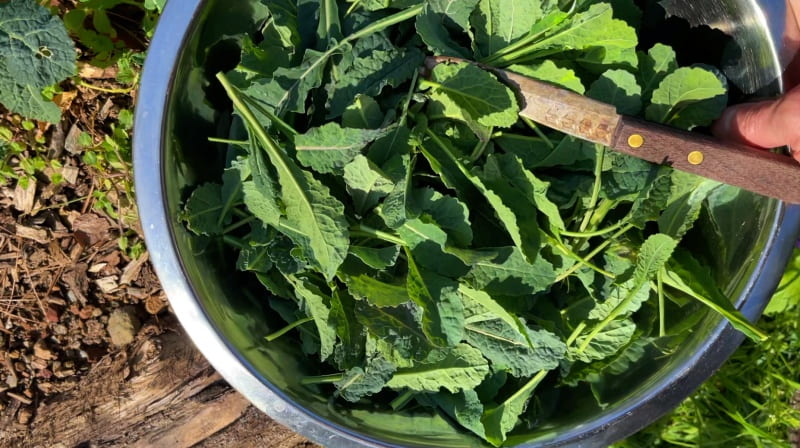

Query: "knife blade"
<box><xmin>425</xmin><ymin>56</ymin><xmax>800</xmax><ymax>204</ymax></box>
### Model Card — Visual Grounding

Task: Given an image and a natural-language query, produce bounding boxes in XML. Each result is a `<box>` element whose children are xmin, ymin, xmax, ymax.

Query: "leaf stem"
<box><xmin>242</xmin><ymin>95</ymin><xmax>298</xmax><ymax>138</ymax></box>
<box><xmin>390</xmin><ymin>389</ymin><xmax>416</xmax><ymax>411</ymax></box>
<box><xmin>506</xmin><ymin>369</ymin><xmax>549</xmax><ymax>405</ymax></box>
<box><xmin>217</xmin><ymin>73</ymin><xmax>293</xmax><ymax>179</ymax></box>
<box><xmin>555</xmin><ymin>223</ymin><xmax>634</xmax><ymax>282</ymax></box>
<box><xmin>579</xmin><ymin>145</ymin><xmax>606</xmax><ymax>232</ymax></box>
<box><xmin>559</xmin><ymin>220</ymin><xmax>627</xmax><ymax>238</ymax></box>
<box><xmin>222</xmin><ymin>215</ymin><xmax>257</xmax><ymax>234</ymax></box>
<box><xmin>469</xmin><ymin>136</ymin><xmax>492</xmax><ymax>162</ymax></box>
<box><xmin>350</xmin><ymin>5</ymin><xmax>424</xmax><ymax>41</ymax></box>
<box><xmin>208</xmin><ymin>137</ymin><xmax>250</xmax><ymax>146</ymax></box>
<box><xmin>565</xmin><ymin>321</ymin><xmax>586</xmax><ymax>347</ymax></box>
<box><xmin>522</xmin><ymin>117</ymin><xmax>553</xmax><ymax>149</ymax></box>
<box><xmin>399</xmin><ymin>68</ymin><xmax>420</xmax><ymax>126</ymax></box>
<box><xmin>658</xmin><ymin>267</ymin><xmax>666</xmax><ymax>337</ymax></box>
<box><xmin>265</xmin><ymin>316</ymin><xmax>314</xmax><ymax>342</ymax></box>
<box><xmin>351</xmin><ymin>224</ymin><xmax>406</xmax><ymax>246</ymax></box>
<box><xmin>576</xmin><ymin>280</ymin><xmax>644</xmax><ymax>354</ymax></box>
<box><xmin>549</xmin><ymin>236</ymin><xmax>614</xmax><ymax>280</ymax></box>
<box><xmin>223</xmin><ymin>235</ymin><xmax>248</xmax><ymax>250</ymax></box>
<box><xmin>301</xmin><ymin>373</ymin><xmax>345</xmax><ymax>385</ymax></box>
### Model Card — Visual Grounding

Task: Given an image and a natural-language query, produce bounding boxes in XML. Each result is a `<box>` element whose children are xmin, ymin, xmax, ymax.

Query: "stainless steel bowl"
<box><xmin>133</xmin><ymin>1</ymin><xmax>800</xmax><ymax>446</ymax></box>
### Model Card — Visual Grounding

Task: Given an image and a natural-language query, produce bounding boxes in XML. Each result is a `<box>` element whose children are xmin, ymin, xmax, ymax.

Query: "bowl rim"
<box><xmin>133</xmin><ymin>1</ymin><xmax>800</xmax><ymax>446</ymax></box>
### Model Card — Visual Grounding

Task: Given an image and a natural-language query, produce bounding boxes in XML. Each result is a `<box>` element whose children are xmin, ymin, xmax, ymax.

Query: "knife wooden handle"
<box><xmin>612</xmin><ymin>116</ymin><xmax>800</xmax><ymax>204</ymax></box>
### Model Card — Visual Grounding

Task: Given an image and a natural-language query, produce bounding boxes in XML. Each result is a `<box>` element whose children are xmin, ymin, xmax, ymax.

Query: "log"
<box><xmin>0</xmin><ymin>317</ymin><xmax>313</xmax><ymax>448</ymax></box>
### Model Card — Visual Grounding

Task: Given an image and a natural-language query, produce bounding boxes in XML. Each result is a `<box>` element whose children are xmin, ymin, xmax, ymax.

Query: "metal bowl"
<box><xmin>133</xmin><ymin>1</ymin><xmax>800</xmax><ymax>446</ymax></box>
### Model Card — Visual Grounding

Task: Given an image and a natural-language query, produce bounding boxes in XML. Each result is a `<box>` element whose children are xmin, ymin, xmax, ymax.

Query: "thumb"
<box><xmin>712</xmin><ymin>85</ymin><xmax>800</xmax><ymax>162</ymax></box>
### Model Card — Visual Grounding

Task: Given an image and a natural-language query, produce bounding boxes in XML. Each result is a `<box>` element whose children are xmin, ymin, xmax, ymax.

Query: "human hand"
<box><xmin>712</xmin><ymin>0</ymin><xmax>800</xmax><ymax>162</ymax></box>
<box><xmin>712</xmin><ymin>85</ymin><xmax>800</xmax><ymax>162</ymax></box>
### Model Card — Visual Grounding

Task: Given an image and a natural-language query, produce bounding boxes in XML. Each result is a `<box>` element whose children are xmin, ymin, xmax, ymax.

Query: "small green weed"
<box><xmin>0</xmin><ymin>120</ymin><xmax>63</xmax><ymax>189</ymax></box>
<box><xmin>63</xmin><ymin>0</ymin><xmax>164</xmax><ymax>67</ymax></box>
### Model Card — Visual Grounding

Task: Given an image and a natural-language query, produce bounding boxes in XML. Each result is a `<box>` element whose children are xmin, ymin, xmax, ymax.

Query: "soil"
<box><xmin>0</xmin><ymin>58</ymin><xmax>312</xmax><ymax>447</ymax></box>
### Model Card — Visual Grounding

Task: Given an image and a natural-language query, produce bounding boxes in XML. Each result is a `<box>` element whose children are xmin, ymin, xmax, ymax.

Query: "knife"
<box><xmin>425</xmin><ymin>56</ymin><xmax>800</xmax><ymax>205</ymax></box>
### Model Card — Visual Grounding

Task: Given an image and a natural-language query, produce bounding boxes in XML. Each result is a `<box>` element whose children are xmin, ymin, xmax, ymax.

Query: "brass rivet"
<box><xmin>688</xmin><ymin>151</ymin><xmax>705</xmax><ymax>165</ymax></box>
<box><xmin>628</xmin><ymin>134</ymin><xmax>645</xmax><ymax>148</ymax></box>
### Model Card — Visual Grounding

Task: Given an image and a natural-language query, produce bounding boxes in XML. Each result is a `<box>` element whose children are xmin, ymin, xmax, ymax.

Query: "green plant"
<box><xmin>81</xmin><ymin>108</ymin><xmax>138</xmax><ymax>225</ymax></box>
<box><xmin>617</xmin><ymin>249</ymin><xmax>800</xmax><ymax>448</ymax></box>
<box><xmin>0</xmin><ymin>0</ymin><xmax>78</xmax><ymax>122</ymax></box>
<box><xmin>178</xmin><ymin>0</ymin><xmax>761</xmax><ymax>445</ymax></box>
<box><xmin>63</xmin><ymin>0</ymin><xmax>164</xmax><ymax>67</ymax></box>
<box><xmin>0</xmin><ymin>120</ymin><xmax>65</xmax><ymax>188</ymax></box>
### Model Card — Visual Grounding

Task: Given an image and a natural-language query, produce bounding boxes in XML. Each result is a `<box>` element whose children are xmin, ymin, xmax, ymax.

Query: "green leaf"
<box><xmin>527</xmin><ymin>4</ymin><xmax>637</xmax><ymax>60</ymax></box>
<box><xmin>236</xmin><ymin>226</ymin><xmax>274</xmax><ymax>273</ymax></box>
<box><xmin>575</xmin><ymin>234</ymin><xmax>677</xmax><ymax>356</ymax></box>
<box><xmin>463</xmin><ymin>293</ymin><xmax>566</xmax><ymax>377</ymax></box>
<box><xmin>219</xmin><ymin>74</ymin><xmax>350</xmax><ymax>281</ymax></box>
<box><xmin>343</xmin><ymin>155</ymin><xmax>395</xmax><ymax>215</ymax></box>
<box><xmin>318</xmin><ymin>0</ymin><xmax>343</xmax><ymax>46</ymax></box>
<box><xmin>464</xmin><ymin>247</ymin><xmax>556</xmax><ymax>296</ymax></box>
<box><xmin>508</xmin><ymin>61</ymin><xmax>586</xmax><ymax>94</ymax></box>
<box><xmin>628</xmin><ymin>167</ymin><xmax>672</xmax><ymax>228</ymax></box>
<box><xmin>344</xmin><ymin>274</ymin><xmax>409</xmax><ymax>307</ymax></box>
<box><xmin>144</xmin><ymin>0</ymin><xmax>167</xmax><ymax>12</ymax></box>
<box><xmin>289</xmin><ymin>276</ymin><xmax>337</xmax><ymax>361</ymax></box>
<box><xmin>335</xmin><ymin>357</ymin><xmax>397</xmax><ymax>402</ymax></box>
<box><xmin>406</xmin><ymin>248</ymin><xmax>465</xmax><ymax>347</ymax></box>
<box><xmin>411</xmin><ymin>188</ymin><xmax>473</xmax><ymax>247</ymax></box>
<box><xmin>267</xmin><ymin>234</ymin><xmax>308</xmax><ymax>275</ymax></box>
<box><xmin>663</xmin><ymin>249</ymin><xmax>767</xmax><ymax>342</ymax></box>
<box><xmin>0</xmin><ymin>84</ymin><xmax>61</xmax><ymax>123</ymax></box>
<box><xmin>0</xmin><ymin>0</ymin><xmax>77</xmax><ymax>89</ymax></box>
<box><xmin>330</xmin><ymin>288</ymin><xmax>367</xmax><ymax>369</ymax></box>
<box><xmin>421</xmin><ymin>133</ymin><xmax>538</xmax><ymax>263</ymax></box>
<box><xmin>237</xmin><ymin>34</ymin><xmax>291</xmax><ymax>81</ymax></box>
<box><xmin>482</xmin><ymin>370</ymin><xmax>548</xmax><ymax>446</ymax></box>
<box><xmin>180</xmin><ymin>183</ymin><xmax>226</xmax><ymax>236</ymax></box>
<box><xmin>368</xmin><ymin>126</ymin><xmax>413</xmax><ymax>172</ymax></box>
<box><xmin>503</xmin><ymin>134</ymin><xmax>596</xmax><ymax>170</ymax></box>
<box><xmin>638</xmin><ymin>43</ymin><xmax>678</xmax><ymax>101</ymax></box>
<box><xmin>487</xmin><ymin>153</ymin><xmax>565</xmax><ymax>232</ymax></box>
<box><xmin>473</xmin><ymin>0</ymin><xmax>543</xmax><ymax>59</ymax></box>
<box><xmin>586</xmin><ymin>69</ymin><xmax>642</xmax><ymax>115</ymax></box>
<box><xmin>247</xmin><ymin>48</ymin><xmax>328</xmax><ymax>116</ymax></box>
<box><xmin>633</xmin><ymin>234</ymin><xmax>679</xmax><ymax>288</ymax></box>
<box><xmin>432</xmin><ymin>390</ymin><xmax>487</xmax><ymax>438</ymax></box>
<box><xmin>428</xmin><ymin>0</ymin><xmax>480</xmax><ymax>29</ymax></box>
<box><xmin>386</xmin><ymin>343</ymin><xmax>490</xmax><ymax>392</ymax></box>
<box><xmin>242</xmin><ymin>148</ymin><xmax>282</xmax><ymax>228</ymax></box>
<box><xmin>366</xmin><ymin>333</ymin><xmax>417</xmax><ymax>369</ymax></box>
<box><xmin>602</xmin><ymin>152</ymin><xmax>659</xmax><ymax>200</ymax></box>
<box><xmin>658</xmin><ymin>178</ymin><xmax>720</xmax><ymax>240</ymax></box>
<box><xmin>415</xmin><ymin>0</ymin><xmax>480</xmax><ymax>57</ymax></box>
<box><xmin>427</xmin><ymin>89</ymin><xmax>494</xmax><ymax>141</ymax></box>
<box><xmin>343</xmin><ymin>95</ymin><xmax>384</xmax><ymax>129</ymax></box>
<box><xmin>349</xmin><ymin>245</ymin><xmax>401</xmax><ymax>270</ymax></box>
<box><xmin>380</xmin><ymin>154</ymin><xmax>413</xmax><ymax>229</ymax></box>
<box><xmin>645</xmin><ymin>66</ymin><xmax>728</xmax><ymax>128</ymax></box>
<box><xmin>355</xmin><ymin>301</ymin><xmax>432</xmax><ymax>359</ymax></box>
<box><xmin>426</xmin><ymin>63</ymin><xmax>520</xmax><ymax>128</ymax></box>
<box><xmin>458</xmin><ymin>285</ymin><xmax>520</xmax><ymax>329</ymax></box>
<box><xmin>478</xmin><ymin>154</ymin><xmax>543</xmax><ymax>257</ymax></box>
<box><xmin>764</xmin><ymin>251</ymin><xmax>800</xmax><ymax>315</ymax></box>
<box><xmin>296</xmin><ymin>123</ymin><xmax>389</xmax><ymax>174</ymax></box>
<box><xmin>571</xmin><ymin>318</ymin><xmax>636</xmax><ymax>362</ymax></box>
<box><xmin>328</xmin><ymin>47</ymin><xmax>424</xmax><ymax>118</ymax></box>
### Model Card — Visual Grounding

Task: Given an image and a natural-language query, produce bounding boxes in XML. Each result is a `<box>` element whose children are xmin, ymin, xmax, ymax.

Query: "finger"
<box><xmin>712</xmin><ymin>85</ymin><xmax>800</xmax><ymax>160</ymax></box>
